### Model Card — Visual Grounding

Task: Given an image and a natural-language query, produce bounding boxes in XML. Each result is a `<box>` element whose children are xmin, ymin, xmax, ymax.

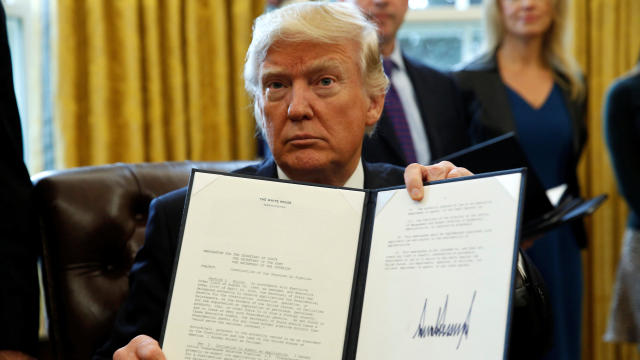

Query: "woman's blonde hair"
<box><xmin>484</xmin><ymin>0</ymin><xmax>585</xmax><ymax>99</ymax></box>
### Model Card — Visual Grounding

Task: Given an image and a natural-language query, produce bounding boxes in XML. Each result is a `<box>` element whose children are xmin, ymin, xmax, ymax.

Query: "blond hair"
<box><xmin>244</xmin><ymin>2</ymin><xmax>388</xmax><ymax>134</ymax></box>
<box><xmin>483</xmin><ymin>0</ymin><xmax>584</xmax><ymax>99</ymax></box>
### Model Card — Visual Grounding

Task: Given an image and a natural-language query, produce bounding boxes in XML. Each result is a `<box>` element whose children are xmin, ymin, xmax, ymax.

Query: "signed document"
<box><xmin>161</xmin><ymin>169</ymin><xmax>524</xmax><ymax>360</ymax></box>
<box><xmin>355</xmin><ymin>174</ymin><xmax>523</xmax><ymax>359</ymax></box>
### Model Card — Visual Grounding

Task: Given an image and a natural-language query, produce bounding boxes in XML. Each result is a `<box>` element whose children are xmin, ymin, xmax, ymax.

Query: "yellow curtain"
<box><xmin>55</xmin><ymin>0</ymin><xmax>264</xmax><ymax>168</ymax></box>
<box><xmin>573</xmin><ymin>0</ymin><xmax>640</xmax><ymax>359</ymax></box>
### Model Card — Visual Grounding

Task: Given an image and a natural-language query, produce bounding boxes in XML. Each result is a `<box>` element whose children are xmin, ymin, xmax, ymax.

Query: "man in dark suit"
<box><xmin>0</xmin><ymin>3</ymin><xmax>39</xmax><ymax>360</ymax></box>
<box><xmin>94</xmin><ymin>3</ymin><xmax>469</xmax><ymax>359</ymax></box>
<box><xmin>346</xmin><ymin>0</ymin><xmax>470</xmax><ymax>166</ymax></box>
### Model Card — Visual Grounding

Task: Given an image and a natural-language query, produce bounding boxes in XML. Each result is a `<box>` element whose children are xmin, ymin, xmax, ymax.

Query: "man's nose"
<box><xmin>287</xmin><ymin>84</ymin><xmax>313</xmax><ymax>121</ymax></box>
<box><xmin>519</xmin><ymin>0</ymin><xmax>537</xmax><ymax>8</ymax></box>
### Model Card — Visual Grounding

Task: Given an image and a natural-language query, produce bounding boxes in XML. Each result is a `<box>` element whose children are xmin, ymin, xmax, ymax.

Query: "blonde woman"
<box><xmin>453</xmin><ymin>0</ymin><xmax>586</xmax><ymax>359</ymax></box>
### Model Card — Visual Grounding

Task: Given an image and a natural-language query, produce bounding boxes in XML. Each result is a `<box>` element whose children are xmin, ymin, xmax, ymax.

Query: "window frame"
<box><xmin>3</xmin><ymin>0</ymin><xmax>47</xmax><ymax>172</ymax></box>
<box><xmin>398</xmin><ymin>5</ymin><xmax>485</xmax><ymax>70</ymax></box>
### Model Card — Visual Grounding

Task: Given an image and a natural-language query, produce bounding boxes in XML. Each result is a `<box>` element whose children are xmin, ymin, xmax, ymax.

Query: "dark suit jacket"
<box><xmin>0</xmin><ymin>3</ymin><xmax>39</xmax><ymax>355</ymax></box>
<box><xmin>453</xmin><ymin>52</ymin><xmax>588</xmax><ymax>248</ymax></box>
<box><xmin>94</xmin><ymin>157</ymin><xmax>549</xmax><ymax>359</ymax></box>
<box><xmin>604</xmin><ymin>71</ymin><xmax>640</xmax><ymax>229</ymax></box>
<box><xmin>362</xmin><ymin>54</ymin><xmax>470</xmax><ymax>166</ymax></box>
<box><xmin>93</xmin><ymin>158</ymin><xmax>406</xmax><ymax>359</ymax></box>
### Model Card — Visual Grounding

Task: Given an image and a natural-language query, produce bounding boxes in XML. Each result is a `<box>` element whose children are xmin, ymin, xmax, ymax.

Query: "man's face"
<box><xmin>258</xmin><ymin>39</ymin><xmax>384</xmax><ymax>185</ymax></box>
<box><xmin>348</xmin><ymin>0</ymin><xmax>409</xmax><ymax>45</ymax></box>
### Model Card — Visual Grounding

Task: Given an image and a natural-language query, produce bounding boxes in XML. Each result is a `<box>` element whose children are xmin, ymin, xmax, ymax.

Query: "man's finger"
<box><xmin>114</xmin><ymin>335</ymin><xmax>166</xmax><ymax>360</ymax></box>
<box><xmin>404</xmin><ymin>162</ymin><xmax>473</xmax><ymax>202</ymax></box>
<box><xmin>433</xmin><ymin>161</ymin><xmax>457</xmax><ymax>178</ymax></box>
<box><xmin>424</xmin><ymin>164</ymin><xmax>445</xmax><ymax>181</ymax></box>
<box><xmin>134</xmin><ymin>336</ymin><xmax>165</xmax><ymax>360</ymax></box>
<box><xmin>404</xmin><ymin>163</ymin><xmax>426</xmax><ymax>201</ymax></box>
<box><xmin>113</xmin><ymin>346</ymin><xmax>136</xmax><ymax>360</ymax></box>
<box><xmin>446</xmin><ymin>166</ymin><xmax>472</xmax><ymax>179</ymax></box>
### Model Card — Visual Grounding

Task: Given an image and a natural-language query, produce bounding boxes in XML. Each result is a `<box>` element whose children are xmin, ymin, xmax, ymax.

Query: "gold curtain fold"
<box><xmin>572</xmin><ymin>0</ymin><xmax>640</xmax><ymax>359</ymax></box>
<box><xmin>55</xmin><ymin>0</ymin><xmax>264</xmax><ymax>168</ymax></box>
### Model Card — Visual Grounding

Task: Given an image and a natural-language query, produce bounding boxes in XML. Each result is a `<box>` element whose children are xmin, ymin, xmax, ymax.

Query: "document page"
<box><xmin>356</xmin><ymin>172</ymin><xmax>522</xmax><ymax>359</ymax></box>
<box><xmin>162</xmin><ymin>171</ymin><xmax>366</xmax><ymax>360</ymax></box>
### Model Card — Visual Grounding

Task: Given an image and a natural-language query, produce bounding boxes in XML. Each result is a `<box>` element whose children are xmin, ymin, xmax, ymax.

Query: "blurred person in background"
<box><xmin>0</xmin><ymin>2</ymin><xmax>40</xmax><ymax>360</ymax></box>
<box><xmin>603</xmin><ymin>55</ymin><xmax>640</xmax><ymax>352</ymax></box>
<box><xmin>344</xmin><ymin>0</ymin><xmax>470</xmax><ymax>166</ymax></box>
<box><xmin>452</xmin><ymin>0</ymin><xmax>587</xmax><ymax>359</ymax></box>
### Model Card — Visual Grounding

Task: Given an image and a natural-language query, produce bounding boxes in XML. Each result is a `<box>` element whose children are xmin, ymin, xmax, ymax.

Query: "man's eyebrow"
<box><xmin>304</xmin><ymin>58</ymin><xmax>345</xmax><ymax>75</ymax></box>
<box><xmin>261</xmin><ymin>58</ymin><xmax>346</xmax><ymax>81</ymax></box>
<box><xmin>260</xmin><ymin>67</ymin><xmax>285</xmax><ymax>81</ymax></box>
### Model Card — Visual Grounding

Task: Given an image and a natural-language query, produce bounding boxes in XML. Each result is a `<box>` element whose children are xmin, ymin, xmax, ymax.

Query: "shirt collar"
<box><xmin>276</xmin><ymin>160</ymin><xmax>365</xmax><ymax>189</ymax></box>
<box><xmin>388</xmin><ymin>44</ymin><xmax>405</xmax><ymax>72</ymax></box>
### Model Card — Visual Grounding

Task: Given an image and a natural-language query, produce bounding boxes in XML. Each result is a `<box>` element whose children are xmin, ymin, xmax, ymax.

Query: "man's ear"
<box><xmin>365</xmin><ymin>92</ymin><xmax>386</xmax><ymax>127</ymax></box>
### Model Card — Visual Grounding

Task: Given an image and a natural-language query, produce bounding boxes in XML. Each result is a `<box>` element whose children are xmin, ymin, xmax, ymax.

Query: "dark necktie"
<box><xmin>382</xmin><ymin>58</ymin><xmax>417</xmax><ymax>164</ymax></box>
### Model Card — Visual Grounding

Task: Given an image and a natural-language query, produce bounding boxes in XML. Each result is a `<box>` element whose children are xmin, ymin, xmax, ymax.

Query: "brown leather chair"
<box><xmin>32</xmin><ymin>160</ymin><xmax>258</xmax><ymax>360</ymax></box>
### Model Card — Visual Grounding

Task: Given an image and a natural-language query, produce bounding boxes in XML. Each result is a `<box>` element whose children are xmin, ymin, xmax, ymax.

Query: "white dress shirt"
<box><xmin>388</xmin><ymin>45</ymin><xmax>431</xmax><ymax>165</ymax></box>
<box><xmin>277</xmin><ymin>160</ymin><xmax>365</xmax><ymax>189</ymax></box>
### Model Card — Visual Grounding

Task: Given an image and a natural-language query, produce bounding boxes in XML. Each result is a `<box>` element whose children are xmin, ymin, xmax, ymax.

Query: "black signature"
<box><xmin>412</xmin><ymin>290</ymin><xmax>477</xmax><ymax>349</ymax></box>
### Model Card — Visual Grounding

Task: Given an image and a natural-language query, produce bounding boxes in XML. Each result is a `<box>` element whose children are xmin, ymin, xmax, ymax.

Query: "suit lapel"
<box><xmin>363</xmin><ymin>161</ymin><xmax>404</xmax><ymax>189</ymax></box>
<box><xmin>479</xmin><ymin>72</ymin><xmax>517</xmax><ymax>137</ymax></box>
<box><xmin>234</xmin><ymin>157</ymin><xmax>278</xmax><ymax>178</ymax></box>
<box><xmin>404</xmin><ymin>54</ymin><xmax>444</xmax><ymax>159</ymax></box>
<box><xmin>374</xmin><ymin>110</ymin><xmax>407</xmax><ymax>164</ymax></box>
<box><xmin>403</xmin><ymin>56</ymin><xmax>429</xmax><ymax>146</ymax></box>
<box><xmin>466</xmin><ymin>55</ymin><xmax>517</xmax><ymax>138</ymax></box>
<box><xmin>557</xmin><ymin>81</ymin><xmax>586</xmax><ymax>157</ymax></box>
<box><xmin>255</xmin><ymin>158</ymin><xmax>278</xmax><ymax>178</ymax></box>
<box><xmin>363</xmin><ymin>161</ymin><xmax>381</xmax><ymax>189</ymax></box>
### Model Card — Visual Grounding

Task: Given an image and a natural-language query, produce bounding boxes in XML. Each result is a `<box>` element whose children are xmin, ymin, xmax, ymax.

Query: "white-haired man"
<box><xmin>93</xmin><ymin>3</ymin><xmax>470</xmax><ymax>359</ymax></box>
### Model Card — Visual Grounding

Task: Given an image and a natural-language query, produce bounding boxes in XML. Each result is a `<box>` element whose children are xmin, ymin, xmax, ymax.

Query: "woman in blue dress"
<box><xmin>453</xmin><ymin>0</ymin><xmax>587</xmax><ymax>359</ymax></box>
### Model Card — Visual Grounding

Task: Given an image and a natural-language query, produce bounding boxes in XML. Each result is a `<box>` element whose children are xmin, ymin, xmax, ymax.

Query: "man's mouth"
<box><xmin>371</xmin><ymin>12</ymin><xmax>391</xmax><ymax>23</ymax></box>
<box><xmin>286</xmin><ymin>134</ymin><xmax>322</xmax><ymax>146</ymax></box>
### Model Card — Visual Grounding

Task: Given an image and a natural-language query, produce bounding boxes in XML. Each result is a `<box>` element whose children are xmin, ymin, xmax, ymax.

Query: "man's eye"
<box><xmin>268</xmin><ymin>81</ymin><xmax>284</xmax><ymax>89</ymax></box>
<box><xmin>319</xmin><ymin>77</ymin><xmax>334</xmax><ymax>86</ymax></box>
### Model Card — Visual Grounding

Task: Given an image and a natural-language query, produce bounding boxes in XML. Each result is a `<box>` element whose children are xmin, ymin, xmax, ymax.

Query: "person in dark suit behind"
<box><xmin>344</xmin><ymin>0</ymin><xmax>470</xmax><ymax>166</ymax></box>
<box><xmin>93</xmin><ymin>3</ymin><xmax>471</xmax><ymax>359</ymax></box>
<box><xmin>603</xmin><ymin>59</ymin><xmax>640</xmax><ymax>350</ymax></box>
<box><xmin>452</xmin><ymin>0</ymin><xmax>587</xmax><ymax>359</ymax></box>
<box><xmin>0</xmin><ymin>3</ymin><xmax>39</xmax><ymax>360</ymax></box>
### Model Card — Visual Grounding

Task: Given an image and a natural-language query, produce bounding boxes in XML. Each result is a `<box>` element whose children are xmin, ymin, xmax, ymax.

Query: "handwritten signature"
<box><xmin>412</xmin><ymin>290</ymin><xmax>477</xmax><ymax>349</ymax></box>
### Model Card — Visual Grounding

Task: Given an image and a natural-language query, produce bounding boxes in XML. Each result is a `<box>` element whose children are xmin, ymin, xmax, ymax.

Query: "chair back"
<box><xmin>32</xmin><ymin>160</ymin><xmax>258</xmax><ymax>360</ymax></box>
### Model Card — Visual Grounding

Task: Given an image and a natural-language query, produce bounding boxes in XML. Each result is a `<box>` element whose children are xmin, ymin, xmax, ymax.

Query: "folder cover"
<box><xmin>436</xmin><ymin>133</ymin><xmax>606</xmax><ymax>238</ymax></box>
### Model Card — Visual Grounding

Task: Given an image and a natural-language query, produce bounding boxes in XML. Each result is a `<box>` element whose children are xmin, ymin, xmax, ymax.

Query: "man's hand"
<box><xmin>113</xmin><ymin>335</ymin><xmax>166</xmax><ymax>360</ymax></box>
<box><xmin>0</xmin><ymin>351</ymin><xmax>35</xmax><ymax>360</ymax></box>
<box><xmin>404</xmin><ymin>161</ymin><xmax>473</xmax><ymax>201</ymax></box>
